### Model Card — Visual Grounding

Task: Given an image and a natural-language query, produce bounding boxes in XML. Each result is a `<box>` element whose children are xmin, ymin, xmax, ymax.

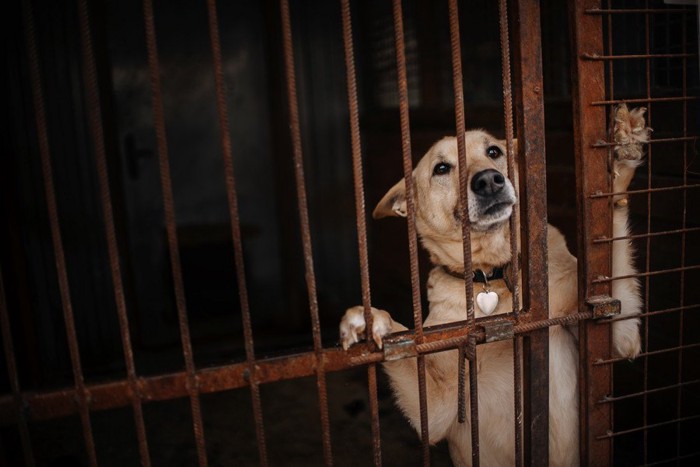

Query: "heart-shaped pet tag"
<box><xmin>476</xmin><ymin>291</ymin><xmax>499</xmax><ymax>315</ymax></box>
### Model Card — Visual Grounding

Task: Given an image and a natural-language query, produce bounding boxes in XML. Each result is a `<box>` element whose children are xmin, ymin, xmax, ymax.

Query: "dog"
<box><xmin>339</xmin><ymin>104</ymin><xmax>649</xmax><ymax>466</ymax></box>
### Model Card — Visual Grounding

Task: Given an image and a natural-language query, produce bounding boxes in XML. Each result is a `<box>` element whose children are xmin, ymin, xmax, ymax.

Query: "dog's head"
<box><xmin>373</xmin><ymin>130</ymin><xmax>517</xmax><ymax>269</ymax></box>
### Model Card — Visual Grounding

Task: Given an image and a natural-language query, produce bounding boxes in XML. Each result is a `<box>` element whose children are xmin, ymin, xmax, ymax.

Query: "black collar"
<box><xmin>441</xmin><ymin>264</ymin><xmax>513</xmax><ymax>292</ymax></box>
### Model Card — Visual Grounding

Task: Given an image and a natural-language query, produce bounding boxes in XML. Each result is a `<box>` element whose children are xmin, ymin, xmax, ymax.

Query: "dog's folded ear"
<box><xmin>373</xmin><ymin>178</ymin><xmax>407</xmax><ymax>219</ymax></box>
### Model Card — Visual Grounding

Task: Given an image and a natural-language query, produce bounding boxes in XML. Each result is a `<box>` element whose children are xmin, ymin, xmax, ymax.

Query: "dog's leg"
<box><xmin>339</xmin><ymin>306</ymin><xmax>458</xmax><ymax>443</ymax></box>
<box><xmin>609</xmin><ymin>104</ymin><xmax>651</xmax><ymax>359</ymax></box>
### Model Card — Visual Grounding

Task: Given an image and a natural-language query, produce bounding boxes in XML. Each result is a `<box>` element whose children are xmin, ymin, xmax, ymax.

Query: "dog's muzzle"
<box><xmin>468</xmin><ymin>169</ymin><xmax>517</xmax><ymax>229</ymax></box>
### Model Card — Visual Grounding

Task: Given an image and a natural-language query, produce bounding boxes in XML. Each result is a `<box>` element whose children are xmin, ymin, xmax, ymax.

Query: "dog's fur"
<box><xmin>339</xmin><ymin>105</ymin><xmax>649</xmax><ymax>466</ymax></box>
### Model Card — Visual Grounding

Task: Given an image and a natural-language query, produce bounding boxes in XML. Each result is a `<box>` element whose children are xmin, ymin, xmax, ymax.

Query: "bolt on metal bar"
<box><xmin>0</xmin><ymin>266</ymin><xmax>35</xmax><ymax>466</ymax></box>
<box><xmin>204</xmin><ymin>0</ymin><xmax>268</xmax><ymax>465</ymax></box>
<box><xmin>75</xmin><ymin>0</ymin><xmax>151</xmax><ymax>465</ymax></box>
<box><xmin>339</xmin><ymin>0</ymin><xmax>382</xmax><ymax>464</ymax></box>
<box><xmin>391</xmin><ymin>0</ymin><xmax>430</xmax><ymax>464</ymax></box>
<box><xmin>141</xmin><ymin>0</ymin><xmax>209</xmax><ymax>465</ymax></box>
<box><xmin>21</xmin><ymin>1</ymin><xmax>99</xmax><ymax>465</ymax></box>
<box><xmin>279</xmin><ymin>0</ymin><xmax>334</xmax><ymax>464</ymax></box>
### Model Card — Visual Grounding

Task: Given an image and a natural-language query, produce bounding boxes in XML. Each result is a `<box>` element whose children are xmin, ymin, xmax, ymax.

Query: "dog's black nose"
<box><xmin>471</xmin><ymin>169</ymin><xmax>505</xmax><ymax>196</ymax></box>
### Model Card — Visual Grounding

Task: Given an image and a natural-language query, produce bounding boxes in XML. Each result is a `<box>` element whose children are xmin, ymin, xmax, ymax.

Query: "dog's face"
<box><xmin>374</xmin><ymin>130</ymin><xmax>517</xmax><ymax>267</ymax></box>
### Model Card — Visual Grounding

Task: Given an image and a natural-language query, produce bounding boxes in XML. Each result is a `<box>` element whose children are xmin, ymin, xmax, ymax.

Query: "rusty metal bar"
<box><xmin>447</xmin><ymin>0</ymin><xmax>474</xmax><ymax>324</ymax></box>
<box><xmin>609</xmin><ymin>303</ymin><xmax>700</xmax><ymax>323</ymax></box>
<box><xmin>591</xmin><ymin>135</ymin><xmax>699</xmax><ymax>147</ymax></box>
<box><xmin>511</xmin><ymin>0</ymin><xmax>549</xmax><ymax>465</ymax></box>
<box><xmin>585</xmin><ymin>8</ymin><xmax>694</xmax><ymax>15</ymax></box>
<box><xmin>596</xmin><ymin>414</ymin><xmax>700</xmax><ymax>439</ymax></box>
<box><xmin>589</xmin><ymin>183</ymin><xmax>700</xmax><ymax>199</ymax></box>
<box><xmin>581</xmin><ymin>52</ymin><xmax>696</xmax><ymax>60</ymax></box>
<box><xmin>0</xmin><ymin>310</ymin><xmax>601</xmax><ymax>425</ymax></box>
<box><xmin>278</xmin><ymin>0</ymin><xmax>333</xmax><ymax>464</ymax></box>
<box><xmin>0</xmin><ymin>266</ymin><xmax>35</xmax><ymax>466</ymax></box>
<box><xmin>591</xmin><ymin>96</ymin><xmax>698</xmax><ymax>106</ymax></box>
<box><xmin>594</xmin><ymin>342</ymin><xmax>700</xmax><ymax>366</ymax></box>
<box><xmin>339</xmin><ymin>0</ymin><xmax>381</xmax><ymax>464</ymax></box>
<box><xmin>592</xmin><ymin>226</ymin><xmax>700</xmax><ymax>244</ymax></box>
<box><xmin>391</xmin><ymin>0</ymin><xmax>430</xmax><ymax>464</ymax></box>
<box><xmin>591</xmin><ymin>264</ymin><xmax>700</xmax><ymax>283</ymax></box>
<box><xmin>141</xmin><ymin>1</ymin><xmax>208</xmax><ymax>465</ymax></box>
<box><xmin>569</xmin><ymin>0</ymin><xmax>613</xmax><ymax>464</ymax></box>
<box><xmin>597</xmin><ymin>379</ymin><xmax>700</xmax><ymax>404</ymax></box>
<box><xmin>204</xmin><ymin>1</ymin><xmax>268</xmax><ymax>465</ymax></box>
<box><xmin>21</xmin><ymin>1</ymin><xmax>99</xmax><ymax>465</ymax></box>
<box><xmin>76</xmin><ymin>0</ymin><xmax>152</xmax><ymax>465</ymax></box>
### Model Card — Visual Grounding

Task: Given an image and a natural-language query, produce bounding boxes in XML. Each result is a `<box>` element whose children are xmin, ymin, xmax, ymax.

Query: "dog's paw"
<box><xmin>339</xmin><ymin>306</ymin><xmax>393</xmax><ymax>350</ymax></box>
<box><xmin>612</xmin><ymin>104</ymin><xmax>652</xmax><ymax>165</ymax></box>
<box><xmin>613</xmin><ymin>318</ymin><xmax>641</xmax><ymax>360</ymax></box>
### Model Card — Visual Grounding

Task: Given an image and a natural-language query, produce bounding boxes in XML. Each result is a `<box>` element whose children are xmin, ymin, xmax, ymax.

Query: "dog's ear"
<box><xmin>373</xmin><ymin>178</ymin><xmax>407</xmax><ymax>219</ymax></box>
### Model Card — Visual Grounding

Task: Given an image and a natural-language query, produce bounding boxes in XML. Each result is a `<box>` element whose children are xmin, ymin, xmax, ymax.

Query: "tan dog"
<box><xmin>340</xmin><ymin>105</ymin><xmax>648</xmax><ymax>466</ymax></box>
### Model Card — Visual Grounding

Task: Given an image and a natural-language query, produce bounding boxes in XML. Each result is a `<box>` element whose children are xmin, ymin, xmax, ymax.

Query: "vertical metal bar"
<box><xmin>278</xmin><ymin>1</ymin><xmax>333</xmax><ymax>464</ymax></box>
<box><xmin>569</xmin><ymin>1</ymin><xmax>613</xmax><ymax>465</ymax></box>
<box><xmin>447</xmin><ymin>0</ymin><xmax>474</xmax><ymax>324</ymax></box>
<box><xmin>204</xmin><ymin>1</ymin><xmax>268</xmax><ymax>465</ymax></box>
<box><xmin>676</xmin><ymin>11</ymin><xmax>689</xmax><ymax>463</ymax></box>
<box><xmin>391</xmin><ymin>0</ymin><xmax>430</xmax><ymax>464</ymax></box>
<box><xmin>642</xmin><ymin>3</ymin><xmax>652</xmax><ymax>464</ymax></box>
<box><xmin>511</xmin><ymin>0</ymin><xmax>549</xmax><ymax>465</ymax></box>
<box><xmin>339</xmin><ymin>1</ymin><xmax>382</xmax><ymax>465</ymax></box>
<box><xmin>513</xmin><ymin>337</ymin><xmax>523</xmax><ymax>467</ymax></box>
<box><xmin>75</xmin><ymin>1</ymin><xmax>151</xmax><ymax>465</ymax></box>
<box><xmin>0</xmin><ymin>266</ymin><xmax>35</xmax><ymax>466</ymax></box>
<box><xmin>21</xmin><ymin>1</ymin><xmax>99</xmax><ymax>465</ymax></box>
<box><xmin>498</xmin><ymin>0</ymin><xmax>520</xmax><ymax>317</ymax></box>
<box><xmin>141</xmin><ymin>1</ymin><xmax>208</xmax><ymax>465</ymax></box>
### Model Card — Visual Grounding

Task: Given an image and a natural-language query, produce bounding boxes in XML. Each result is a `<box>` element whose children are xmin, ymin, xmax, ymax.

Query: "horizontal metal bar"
<box><xmin>591</xmin><ymin>96</ymin><xmax>698</xmax><ymax>106</ymax></box>
<box><xmin>598</xmin><ymin>379</ymin><xmax>700</xmax><ymax>404</ymax></box>
<box><xmin>639</xmin><ymin>451</ymin><xmax>700</xmax><ymax>467</ymax></box>
<box><xmin>589</xmin><ymin>183</ymin><xmax>700</xmax><ymax>199</ymax></box>
<box><xmin>0</xmin><ymin>309</ymin><xmax>600</xmax><ymax>424</ymax></box>
<box><xmin>609</xmin><ymin>303</ymin><xmax>700</xmax><ymax>323</ymax></box>
<box><xmin>593</xmin><ymin>226</ymin><xmax>700</xmax><ymax>244</ymax></box>
<box><xmin>592</xmin><ymin>264</ymin><xmax>700</xmax><ymax>284</ymax></box>
<box><xmin>585</xmin><ymin>8</ymin><xmax>696</xmax><ymax>15</ymax></box>
<box><xmin>591</xmin><ymin>135</ymin><xmax>699</xmax><ymax>147</ymax></box>
<box><xmin>582</xmin><ymin>52</ymin><xmax>696</xmax><ymax>60</ymax></box>
<box><xmin>595</xmin><ymin>414</ymin><xmax>700</xmax><ymax>439</ymax></box>
<box><xmin>594</xmin><ymin>342</ymin><xmax>700</xmax><ymax>366</ymax></box>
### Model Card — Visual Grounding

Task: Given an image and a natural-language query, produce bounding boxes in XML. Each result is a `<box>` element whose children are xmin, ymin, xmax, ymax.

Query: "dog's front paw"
<box><xmin>339</xmin><ymin>306</ymin><xmax>393</xmax><ymax>350</ymax></box>
<box><xmin>612</xmin><ymin>104</ymin><xmax>652</xmax><ymax>164</ymax></box>
<box><xmin>613</xmin><ymin>318</ymin><xmax>641</xmax><ymax>360</ymax></box>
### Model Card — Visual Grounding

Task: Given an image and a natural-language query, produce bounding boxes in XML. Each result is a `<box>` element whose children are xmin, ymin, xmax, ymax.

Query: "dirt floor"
<box><xmin>26</xmin><ymin>367</ymin><xmax>453</xmax><ymax>466</ymax></box>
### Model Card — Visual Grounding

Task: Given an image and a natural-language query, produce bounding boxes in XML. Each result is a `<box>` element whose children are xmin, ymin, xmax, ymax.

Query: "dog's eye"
<box><xmin>433</xmin><ymin>162</ymin><xmax>452</xmax><ymax>176</ymax></box>
<box><xmin>487</xmin><ymin>146</ymin><xmax>503</xmax><ymax>159</ymax></box>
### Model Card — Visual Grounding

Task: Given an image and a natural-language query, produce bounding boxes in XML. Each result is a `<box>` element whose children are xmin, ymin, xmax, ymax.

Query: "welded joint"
<box><xmin>383</xmin><ymin>334</ymin><xmax>417</xmax><ymax>361</ymax></box>
<box><xmin>586</xmin><ymin>295</ymin><xmax>621</xmax><ymax>319</ymax></box>
<box><xmin>481</xmin><ymin>318</ymin><xmax>514</xmax><ymax>343</ymax></box>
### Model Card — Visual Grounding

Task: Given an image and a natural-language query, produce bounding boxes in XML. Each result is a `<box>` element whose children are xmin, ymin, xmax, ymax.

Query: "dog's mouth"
<box><xmin>483</xmin><ymin>201</ymin><xmax>512</xmax><ymax>217</ymax></box>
